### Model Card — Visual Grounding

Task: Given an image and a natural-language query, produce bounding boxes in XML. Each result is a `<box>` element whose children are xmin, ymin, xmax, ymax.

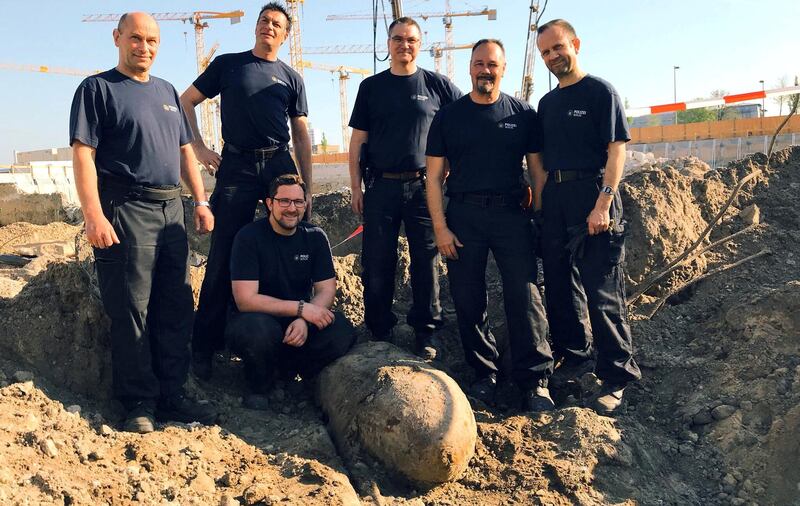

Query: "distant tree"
<box><xmin>321</xmin><ymin>133</ymin><xmax>329</xmax><ymax>154</ymax></box>
<box><xmin>624</xmin><ymin>97</ymin><xmax>633</xmax><ymax>125</ymax></box>
<box><xmin>773</xmin><ymin>75</ymin><xmax>790</xmax><ymax>116</ymax></box>
<box><xmin>677</xmin><ymin>107</ymin><xmax>717</xmax><ymax>124</ymax></box>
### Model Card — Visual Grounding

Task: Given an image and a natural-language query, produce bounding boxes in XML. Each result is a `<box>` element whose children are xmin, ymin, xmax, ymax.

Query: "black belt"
<box><xmin>451</xmin><ymin>192</ymin><xmax>515</xmax><ymax>208</ymax></box>
<box><xmin>381</xmin><ymin>170</ymin><xmax>424</xmax><ymax>182</ymax></box>
<box><xmin>549</xmin><ymin>169</ymin><xmax>602</xmax><ymax>183</ymax></box>
<box><xmin>100</xmin><ymin>178</ymin><xmax>181</xmax><ymax>202</ymax></box>
<box><xmin>225</xmin><ymin>142</ymin><xmax>288</xmax><ymax>159</ymax></box>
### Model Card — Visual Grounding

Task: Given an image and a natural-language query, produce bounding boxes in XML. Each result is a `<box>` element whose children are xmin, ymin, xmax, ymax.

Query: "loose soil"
<box><xmin>1</xmin><ymin>147</ymin><xmax>799</xmax><ymax>504</ymax></box>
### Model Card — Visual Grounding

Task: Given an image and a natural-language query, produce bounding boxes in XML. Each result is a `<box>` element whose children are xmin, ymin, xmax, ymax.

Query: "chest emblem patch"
<box><xmin>567</xmin><ymin>109</ymin><xmax>587</xmax><ymax>117</ymax></box>
<box><xmin>162</xmin><ymin>104</ymin><xmax>178</xmax><ymax>113</ymax></box>
<box><xmin>271</xmin><ymin>76</ymin><xmax>288</xmax><ymax>87</ymax></box>
<box><xmin>497</xmin><ymin>122</ymin><xmax>518</xmax><ymax>129</ymax></box>
<box><xmin>294</xmin><ymin>254</ymin><xmax>310</xmax><ymax>261</ymax></box>
<box><xmin>411</xmin><ymin>94</ymin><xmax>429</xmax><ymax>101</ymax></box>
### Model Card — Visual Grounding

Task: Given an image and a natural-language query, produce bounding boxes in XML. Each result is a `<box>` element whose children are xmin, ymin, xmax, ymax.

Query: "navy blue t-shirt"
<box><xmin>349</xmin><ymin>68</ymin><xmax>462</xmax><ymax>172</ymax></box>
<box><xmin>230</xmin><ymin>219</ymin><xmax>335</xmax><ymax>303</ymax></box>
<box><xmin>193</xmin><ymin>51</ymin><xmax>307</xmax><ymax>149</ymax></box>
<box><xmin>536</xmin><ymin>74</ymin><xmax>630</xmax><ymax>171</ymax></box>
<box><xmin>426</xmin><ymin>93</ymin><xmax>540</xmax><ymax>194</ymax></box>
<box><xmin>69</xmin><ymin>68</ymin><xmax>193</xmax><ymax>186</ymax></box>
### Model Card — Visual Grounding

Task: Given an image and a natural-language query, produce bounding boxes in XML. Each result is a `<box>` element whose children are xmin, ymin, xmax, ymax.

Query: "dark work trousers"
<box><xmin>540</xmin><ymin>177</ymin><xmax>642</xmax><ymax>386</ymax></box>
<box><xmin>192</xmin><ymin>148</ymin><xmax>298</xmax><ymax>359</ymax></box>
<box><xmin>225</xmin><ymin>311</ymin><xmax>356</xmax><ymax>392</ymax></box>
<box><xmin>445</xmin><ymin>199</ymin><xmax>553</xmax><ymax>390</ymax></box>
<box><xmin>361</xmin><ymin>177</ymin><xmax>442</xmax><ymax>337</ymax></box>
<box><xmin>94</xmin><ymin>193</ymin><xmax>193</xmax><ymax>408</ymax></box>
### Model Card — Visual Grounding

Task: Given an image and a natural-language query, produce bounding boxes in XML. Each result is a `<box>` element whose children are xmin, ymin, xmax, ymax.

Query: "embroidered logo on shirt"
<box><xmin>410</xmin><ymin>94</ymin><xmax>429</xmax><ymax>101</ymax></box>
<box><xmin>497</xmin><ymin>122</ymin><xmax>518</xmax><ymax>129</ymax></box>
<box><xmin>162</xmin><ymin>104</ymin><xmax>179</xmax><ymax>112</ymax></box>
<box><xmin>567</xmin><ymin>109</ymin><xmax>587</xmax><ymax>117</ymax></box>
<box><xmin>294</xmin><ymin>254</ymin><xmax>310</xmax><ymax>261</ymax></box>
<box><xmin>272</xmin><ymin>76</ymin><xmax>289</xmax><ymax>87</ymax></box>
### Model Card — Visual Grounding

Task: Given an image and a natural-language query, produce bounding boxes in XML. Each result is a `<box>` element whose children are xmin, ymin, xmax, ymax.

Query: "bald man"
<box><xmin>70</xmin><ymin>12</ymin><xmax>217</xmax><ymax>433</ymax></box>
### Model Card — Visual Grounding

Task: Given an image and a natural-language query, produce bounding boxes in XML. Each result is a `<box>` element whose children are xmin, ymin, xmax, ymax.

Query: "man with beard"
<box><xmin>70</xmin><ymin>12</ymin><xmax>217</xmax><ymax>432</ymax></box>
<box><xmin>425</xmin><ymin>39</ymin><xmax>555</xmax><ymax>411</ymax></box>
<box><xmin>530</xmin><ymin>19</ymin><xmax>641</xmax><ymax>414</ymax></box>
<box><xmin>180</xmin><ymin>2</ymin><xmax>312</xmax><ymax>380</ymax></box>
<box><xmin>348</xmin><ymin>17</ymin><xmax>461</xmax><ymax>359</ymax></box>
<box><xmin>225</xmin><ymin>174</ymin><xmax>355</xmax><ymax>409</ymax></box>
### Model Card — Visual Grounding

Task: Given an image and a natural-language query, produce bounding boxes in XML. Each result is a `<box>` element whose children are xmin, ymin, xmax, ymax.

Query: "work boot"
<box><xmin>414</xmin><ymin>332</ymin><xmax>441</xmax><ymax>361</ymax></box>
<box><xmin>588</xmin><ymin>384</ymin><xmax>626</xmax><ymax>415</ymax></box>
<box><xmin>467</xmin><ymin>373</ymin><xmax>497</xmax><ymax>405</ymax></box>
<box><xmin>522</xmin><ymin>386</ymin><xmax>555</xmax><ymax>413</ymax></box>
<box><xmin>156</xmin><ymin>395</ymin><xmax>218</xmax><ymax>425</ymax></box>
<box><xmin>122</xmin><ymin>401</ymin><xmax>156</xmax><ymax>434</ymax></box>
<box><xmin>549</xmin><ymin>356</ymin><xmax>595</xmax><ymax>390</ymax></box>
<box><xmin>192</xmin><ymin>353</ymin><xmax>213</xmax><ymax>381</ymax></box>
<box><xmin>242</xmin><ymin>393</ymin><xmax>270</xmax><ymax>411</ymax></box>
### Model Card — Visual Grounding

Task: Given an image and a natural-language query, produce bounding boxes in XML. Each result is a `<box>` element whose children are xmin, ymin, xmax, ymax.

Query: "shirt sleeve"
<box><xmin>445</xmin><ymin>78</ymin><xmax>464</xmax><ymax>103</ymax></box>
<box><xmin>311</xmin><ymin>229</ymin><xmax>336</xmax><ymax>282</ymax></box>
<box><xmin>230</xmin><ymin>228</ymin><xmax>260</xmax><ymax>281</ymax></box>
<box><xmin>425</xmin><ymin>109</ymin><xmax>446</xmax><ymax>157</ymax></box>
<box><xmin>526</xmin><ymin>108</ymin><xmax>542</xmax><ymax>153</ymax></box>
<box><xmin>348</xmin><ymin>78</ymin><xmax>370</xmax><ymax>131</ymax></box>
<box><xmin>192</xmin><ymin>56</ymin><xmax>223</xmax><ymax>100</ymax></box>
<box><xmin>69</xmin><ymin>79</ymin><xmax>104</xmax><ymax>148</ymax></box>
<box><xmin>289</xmin><ymin>72</ymin><xmax>309</xmax><ymax>118</ymax></box>
<box><xmin>599</xmin><ymin>84</ymin><xmax>631</xmax><ymax>143</ymax></box>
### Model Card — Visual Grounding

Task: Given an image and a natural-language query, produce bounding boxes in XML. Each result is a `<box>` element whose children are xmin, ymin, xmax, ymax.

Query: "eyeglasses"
<box><xmin>390</xmin><ymin>36</ymin><xmax>420</xmax><ymax>45</ymax></box>
<box><xmin>271</xmin><ymin>197</ymin><xmax>307</xmax><ymax>208</ymax></box>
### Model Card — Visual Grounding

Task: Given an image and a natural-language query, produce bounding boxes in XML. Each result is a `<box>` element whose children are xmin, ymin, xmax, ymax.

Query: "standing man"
<box><xmin>348</xmin><ymin>17</ymin><xmax>462</xmax><ymax>359</ymax></box>
<box><xmin>180</xmin><ymin>2</ymin><xmax>312</xmax><ymax>379</ymax></box>
<box><xmin>531</xmin><ymin>19</ymin><xmax>641</xmax><ymax>414</ymax></box>
<box><xmin>226</xmin><ymin>174</ymin><xmax>355</xmax><ymax>409</ymax></box>
<box><xmin>70</xmin><ymin>12</ymin><xmax>217</xmax><ymax>433</ymax></box>
<box><xmin>426</xmin><ymin>40</ymin><xmax>555</xmax><ymax>411</ymax></box>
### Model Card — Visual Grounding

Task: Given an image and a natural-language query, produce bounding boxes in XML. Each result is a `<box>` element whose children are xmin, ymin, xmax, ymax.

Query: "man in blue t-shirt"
<box><xmin>179</xmin><ymin>2</ymin><xmax>313</xmax><ymax>380</ymax></box>
<box><xmin>530</xmin><ymin>19</ymin><xmax>641</xmax><ymax>414</ymax></box>
<box><xmin>426</xmin><ymin>39</ymin><xmax>555</xmax><ymax>412</ymax></box>
<box><xmin>226</xmin><ymin>174</ymin><xmax>355</xmax><ymax>409</ymax></box>
<box><xmin>348</xmin><ymin>17</ymin><xmax>462</xmax><ymax>359</ymax></box>
<box><xmin>69</xmin><ymin>12</ymin><xmax>217</xmax><ymax>433</ymax></box>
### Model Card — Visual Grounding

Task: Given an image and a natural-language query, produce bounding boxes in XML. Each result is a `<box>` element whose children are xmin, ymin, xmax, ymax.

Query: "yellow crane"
<box><xmin>298</xmin><ymin>61</ymin><xmax>371</xmax><ymax>147</ymax></box>
<box><xmin>326</xmin><ymin>3</ymin><xmax>496</xmax><ymax>80</ymax></box>
<box><xmin>286</xmin><ymin>1</ymin><xmax>305</xmax><ymax>77</ymax></box>
<box><xmin>82</xmin><ymin>10</ymin><xmax>244</xmax><ymax>150</ymax></box>
<box><xmin>0</xmin><ymin>63</ymin><xmax>100</xmax><ymax>77</ymax></box>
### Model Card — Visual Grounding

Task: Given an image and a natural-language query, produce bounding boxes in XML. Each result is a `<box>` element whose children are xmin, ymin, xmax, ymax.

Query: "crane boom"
<box><xmin>0</xmin><ymin>63</ymin><xmax>100</xmax><ymax>77</ymax></box>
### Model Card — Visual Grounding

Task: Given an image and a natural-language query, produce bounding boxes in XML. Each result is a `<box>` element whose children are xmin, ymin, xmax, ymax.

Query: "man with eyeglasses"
<box><xmin>225</xmin><ymin>174</ymin><xmax>355</xmax><ymax>409</ymax></box>
<box><xmin>180</xmin><ymin>2</ymin><xmax>312</xmax><ymax>381</ymax></box>
<box><xmin>348</xmin><ymin>16</ymin><xmax>461</xmax><ymax>359</ymax></box>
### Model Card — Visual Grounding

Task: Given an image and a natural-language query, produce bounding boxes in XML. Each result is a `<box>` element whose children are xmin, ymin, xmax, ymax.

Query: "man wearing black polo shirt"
<box><xmin>180</xmin><ymin>2</ymin><xmax>312</xmax><ymax>380</ymax></box>
<box><xmin>349</xmin><ymin>17</ymin><xmax>461</xmax><ymax>359</ymax></box>
<box><xmin>226</xmin><ymin>174</ymin><xmax>355</xmax><ymax>409</ymax></box>
<box><xmin>426</xmin><ymin>39</ymin><xmax>555</xmax><ymax>412</ymax></box>
<box><xmin>70</xmin><ymin>12</ymin><xmax>217</xmax><ymax>433</ymax></box>
<box><xmin>531</xmin><ymin>19</ymin><xmax>641</xmax><ymax>414</ymax></box>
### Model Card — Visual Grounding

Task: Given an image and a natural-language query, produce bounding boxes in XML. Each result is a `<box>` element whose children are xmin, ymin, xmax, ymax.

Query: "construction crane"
<box><xmin>303</xmin><ymin>42</ymin><xmax>474</xmax><ymax>76</ymax></box>
<box><xmin>0</xmin><ymin>63</ymin><xmax>100</xmax><ymax>77</ymax></box>
<box><xmin>286</xmin><ymin>1</ymin><xmax>304</xmax><ymax>76</ymax></box>
<box><xmin>298</xmin><ymin>61</ymin><xmax>371</xmax><ymax>147</ymax></box>
<box><xmin>82</xmin><ymin>10</ymin><xmax>244</xmax><ymax>150</ymax></box>
<box><xmin>326</xmin><ymin>4</ymin><xmax>495</xmax><ymax>80</ymax></box>
<box><xmin>520</xmin><ymin>0</ymin><xmax>542</xmax><ymax>102</ymax></box>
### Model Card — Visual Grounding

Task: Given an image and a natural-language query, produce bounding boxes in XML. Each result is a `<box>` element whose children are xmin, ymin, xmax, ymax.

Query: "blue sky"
<box><xmin>1</xmin><ymin>0</ymin><xmax>798</xmax><ymax>164</ymax></box>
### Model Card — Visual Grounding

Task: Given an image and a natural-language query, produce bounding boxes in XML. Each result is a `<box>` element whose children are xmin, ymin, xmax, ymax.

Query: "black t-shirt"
<box><xmin>349</xmin><ymin>68</ymin><xmax>462</xmax><ymax>172</ymax></box>
<box><xmin>426</xmin><ymin>93</ymin><xmax>540</xmax><ymax>194</ymax></box>
<box><xmin>193</xmin><ymin>51</ymin><xmax>308</xmax><ymax>149</ymax></box>
<box><xmin>536</xmin><ymin>74</ymin><xmax>630</xmax><ymax>171</ymax></box>
<box><xmin>69</xmin><ymin>68</ymin><xmax>193</xmax><ymax>186</ymax></box>
<box><xmin>230</xmin><ymin>219</ymin><xmax>335</xmax><ymax>303</ymax></box>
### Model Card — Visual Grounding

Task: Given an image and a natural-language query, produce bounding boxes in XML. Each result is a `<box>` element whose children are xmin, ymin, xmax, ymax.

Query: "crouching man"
<box><xmin>226</xmin><ymin>174</ymin><xmax>355</xmax><ymax>409</ymax></box>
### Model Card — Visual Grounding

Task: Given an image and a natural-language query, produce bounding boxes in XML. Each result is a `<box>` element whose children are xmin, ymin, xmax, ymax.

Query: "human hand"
<box><xmin>194</xmin><ymin>206</ymin><xmax>214</xmax><ymax>234</ymax></box>
<box><xmin>85</xmin><ymin>211</ymin><xmax>120</xmax><ymax>249</ymax></box>
<box><xmin>350</xmin><ymin>186</ymin><xmax>364</xmax><ymax>215</ymax></box>
<box><xmin>435</xmin><ymin>226</ymin><xmax>463</xmax><ymax>260</ymax></box>
<box><xmin>283</xmin><ymin>318</ymin><xmax>309</xmax><ymax>347</ymax></box>
<box><xmin>193</xmin><ymin>144</ymin><xmax>222</xmax><ymax>176</ymax></box>
<box><xmin>586</xmin><ymin>207</ymin><xmax>611</xmax><ymax>235</ymax></box>
<box><xmin>301</xmin><ymin>302</ymin><xmax>335</xmax><ymax>330</ymax></box>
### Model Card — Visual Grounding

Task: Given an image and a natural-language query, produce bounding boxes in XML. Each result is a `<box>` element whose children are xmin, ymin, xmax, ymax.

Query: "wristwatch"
<box><xmin>600</xmin><ymin>185</ymin><xmax>614</xmax><ymax>196</ymax></box>
<box><xmin>193</xmin><ymin>200</ymin><xmax>211</xmax><ymax>208</ymax></box>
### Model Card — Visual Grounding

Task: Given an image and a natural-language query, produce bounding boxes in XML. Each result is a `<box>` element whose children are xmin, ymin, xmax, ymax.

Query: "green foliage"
<box><xmin>677</xmin><ymin>108</ymin><xmax>717</xmax><ymax>124</ymax></box>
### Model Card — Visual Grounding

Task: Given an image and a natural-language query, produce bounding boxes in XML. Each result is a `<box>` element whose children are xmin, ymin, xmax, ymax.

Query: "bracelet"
<box><xmin>193</xmin><ymin>200</ymin><xmax>210</xmax><ymax>208</ymax></box>
<box><xmin>297</xmin><ymin>300</ymin><xmax>304</xmax><ymax>317</ymax></box>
